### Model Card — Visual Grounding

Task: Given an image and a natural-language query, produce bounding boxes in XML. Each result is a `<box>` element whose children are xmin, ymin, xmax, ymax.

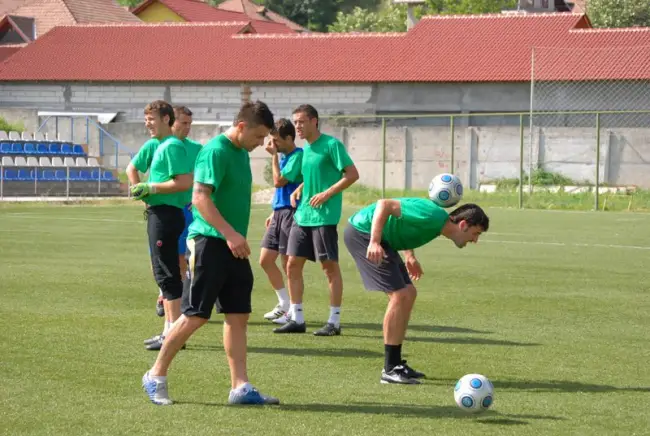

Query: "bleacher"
<box><xmin>0</xmin><ymin>130</ymin><xmax>123</xmax><ymax>197</ymax></box>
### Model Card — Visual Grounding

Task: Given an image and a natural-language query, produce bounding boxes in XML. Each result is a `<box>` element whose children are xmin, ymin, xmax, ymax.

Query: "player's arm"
<box><xmin>192</xmin><ymin>182</ymin><xmax>250</xmax><ymax>259</ymax></box>
<box><xmin>290</xmin><ymin>183</ymin><xmax>304</xmax><ymax>208</ymax></box>
<box><xmin>128</xmin><ymin>140</ymin><xmax>157</xmax><ymax>185</ymax></box>
<box><xmin>271</xmin><ymin>154</ymin><xmax>289</xmax><ymax>188</ymax></box>
<box><xmin>366</xmin><ymin>199</ymin><xmax>401</xmax><ymax>264</ymax></box>
<box><xmin>136</xmin><ymin>143</ymin><xmax>193</xmax><ymax>195</ymax></box>
<box><xmin>126</xmin><ymin>162</ymin><xmax>140</xmax><ymax>185</ymax></box>
<box><xmin>148</xmin><ymin>173</ymin><xmax>193</xmax><ymax>194</ymax></box>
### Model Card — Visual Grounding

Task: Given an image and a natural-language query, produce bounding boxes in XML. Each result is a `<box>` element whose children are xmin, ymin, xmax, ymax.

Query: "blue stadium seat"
<box><xmin>91</xmin><ymin>169</ymin><xmax>100</xmax><ymax>180</ymax></box>
<box><xmin>68</xmin><ymin>169</ymin><xmax>80</xmax><ymax>180</ymax></box>
<box><xmin>79</xmin><ymin>170</ymin><xmax>92</xmax><ymax>181</ymax></box>
<box><xmin>23</xmin><ymin>143</ymin><xmax>36</xmax><ymax>154</ymax></box>
<box><xmin>54</xmin><ymin>170</ymin><xmax>66</xmax><ymax>180</ymax></box>
<box><xmin>17</xmin><ymin>169</ymin><xmax>32</xmax><ymax>181</ymax></box>
<box><xmin>36</xmin><ymin>143</ymin><xmax>49</xmax><ymax>154</ymax></box>
<box><xmin>11</xmin><ymin>143</ymin><xmax>23</xmax><ymax>154</ymax></box>
<box><xmin>41</xmin><ymin>169</ymin><xmax>56</xmax><ymax>181</ymax></box>
<box><xmin>73</xmin><ymin>145</ymin><xmax>85</xmax><ymax>156</ymax></box>
<box><xmin>61</xmin><ymin>143</ymin><xmax>73</xmax><ymax>155</ymax></box>
<box><xmin>102</xmin><ymin>170</ymin><xmax>116</xmax><ymax>181</ymax></box>
<box><xmin>49</xmin><ymin>143</ymin><xmax>61</xmax><ymax>154</ymax></box>
<box><xmin>4</xmin><ymin>169</ymin><xmax>18</xmax><ymax>180</ymax></box>
<box><xmin>0</xmin><ymin>142</ymin><xmax>11</xmax><ymax>153</ymax></box>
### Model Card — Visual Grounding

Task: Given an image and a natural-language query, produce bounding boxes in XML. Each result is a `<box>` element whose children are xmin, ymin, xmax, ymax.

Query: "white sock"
<box><xmin>328</xmin><ymin>306</ymin><xmax>341</xmax><ymax>327</ymax></box>
<box><xmin>275</xmin><ymin>288</ymin><xmax>289</xmax><ymax>308</ymax></box>
<box><xmin>158</xmin><ymin>288</ymin><xmax>163</xmax><ymax>297</ymax></box>
<box><xmin>149</xmin><ymin>372</ymin><xmax>166</xmax><ymax>383</ymax></box>
<box><xmin>234</xmin><ymin>382</ymin><xmax>253</xmax><ymax>392</ymax></box>
<box><xmin>162</xmin><ymin>320</ymin><xmax>172</xmax><ymax>336</ymax></box>
<box><xmin>290</xmin><ymin>303</ymin><xmax>304</xmax><ymax>324</ymax></box>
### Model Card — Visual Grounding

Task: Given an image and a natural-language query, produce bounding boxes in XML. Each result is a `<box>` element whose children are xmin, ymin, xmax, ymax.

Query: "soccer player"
<box><xmin>126</xmin><ymin>100</ymin><xmax>193</xmax><ymax>350</ymax></box>
<box><xmin>273</xmin><ymin>104</ymin><xmax>359</xmax><ymax>336</ymax></box>
<box><xmin>344</xmin><ymin>199</ymin><xmax>489</xmax><ymax>384</ymax></box>
<box><xmin>142</xmin><ymin>101</ymin><xmax>280</xmax><ymax>406</ymax></box>
<box><xmin>260</xmin><ymin>118</ymin><xmax>303</xmax><ymax>323</ymax></box>
<box><xmin>142</xmin><ymin>105</ymin><xmax>203</xmax><ymax>350</ymax></box>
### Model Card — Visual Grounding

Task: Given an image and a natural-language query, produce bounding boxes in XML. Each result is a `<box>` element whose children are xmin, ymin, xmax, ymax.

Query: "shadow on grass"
<box><xmin>175</xmin><ymin>400</ymin><xmax>564</xmax><ymax>424</ymax></box>
<box><xmin>339</xmin><ymin>323</ymin><xmax>493</xmax><ymax>335</ymax></box>
<box><xmin>429</xmin><ymin>377</ymin><xmax>650</xmax><ymax>393</ymax></box>
<box><xmin>188</xmin><ymin>344</ymin><xmax>383</xmax><ymax>358</ymax></box>
<box><xmin>344</xmin><ymin>334</ymin><xmax>539</xmax><ymax>347</ymax></box>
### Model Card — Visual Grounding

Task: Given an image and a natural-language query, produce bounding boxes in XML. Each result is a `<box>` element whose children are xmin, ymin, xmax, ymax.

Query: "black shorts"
<box><xmin>343</xmin><ymin>223</ymin><xmax>412</xmax><ymax>292</ymax></box>
<box><xmin>261</xmin><ymin>208</ymin><xmax>295</xmax><ymax>255</ymax></box>
<box><xmin>146</xmin><ymin>205</ymin><xmax>185</xmax><ymax>301</ymax></box>
<box><xmin>286</xmin><ymin>221</ymin><xmax>339</xmax><ymax>262</ymax></box>
<box><xmin>182</xmin><ymin>235</ymin><xmax>254</xmax><ymax>319</ymax></box>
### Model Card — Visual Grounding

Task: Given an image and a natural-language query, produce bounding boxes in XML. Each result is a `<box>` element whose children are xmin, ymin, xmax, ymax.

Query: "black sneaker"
<box><xmin>400</xmin><ymin>360</ymin><xmax>426</xmax><ymax>379</ymax></box>
<box><xmin>273</xmin><ymin>320</ymin><xmax>307</xmax><ymax>334</ymax></box>
<box><xmin>380</xmin><ymin>365</ymin><xmax>421</xmax><ymax>385</ymax></box>
<box><xmin>313</xmin><ymin>323</ymin><xmax>341</xmax><ymax>336</ymax></box>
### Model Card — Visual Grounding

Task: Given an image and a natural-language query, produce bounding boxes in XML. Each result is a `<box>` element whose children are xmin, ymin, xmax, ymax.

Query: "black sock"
<box><xmin>384</xmin><ymin>344</ymin><xmax>402</xmax><ymax>371</ymax></box>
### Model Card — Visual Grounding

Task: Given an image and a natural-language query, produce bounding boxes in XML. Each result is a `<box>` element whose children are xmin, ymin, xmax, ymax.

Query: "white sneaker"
<box><xmin>272</xmin><ymin>313</ymin><xmax>291</xmax><ymax>325</ymax></box>
<box><xmin>264</xmin><ymin>304</ymin><xmax>288</xmax><ymax>321</ymax></box>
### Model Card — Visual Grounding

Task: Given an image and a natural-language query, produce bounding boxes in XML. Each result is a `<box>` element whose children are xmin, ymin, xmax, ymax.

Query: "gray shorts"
<box><xmin>287</xmin><ymin>221</ymin><xmax>338</xmax><ymax>262</ymax></box>
<box><xmin>343</xmin><ymin>223</ymin><xmax>412</xmax><ymax>292</ymax></box>
<box><xmin>261</xmin><ymin>208</ymin><xmax>295</xmax><ymax>255</ymax></box>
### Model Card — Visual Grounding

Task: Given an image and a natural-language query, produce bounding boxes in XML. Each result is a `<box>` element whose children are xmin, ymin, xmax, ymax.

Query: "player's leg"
<box><xmin>142</xmin><ymin>236</ymin><xmax>217</xmax><ymax>406</ymax></box>
<box><xmin>313</xmin><ymin>225</ymin><xmax>343</xmax><ymax>336</ymax></box>
<box><xmin>213</xmin><ymin>240</ymin><xmax>279</xmax><ymax>405</ymax></box>
<box><xmin>342</xmin><ymin>223</ymin><xmax>422</xmax><ymax>384</ymax></box>
<box><xmin>259</xmin><ymin>210</ymin><xmax>289</xmax><ymax>320</ymax></box>
<box><xmin>273</xmin><ymin>223</ymin><xmax>314</xmax><ymax>333</ymax></box>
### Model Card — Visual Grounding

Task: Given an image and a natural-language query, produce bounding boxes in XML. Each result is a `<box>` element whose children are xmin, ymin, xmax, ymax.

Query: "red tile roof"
<box><xmin>0</xmin><ymin>43</ymin><xmax>24</xmax><ymax>62</ymax></box>
<box><xmin>216</xmin><ymin>0</ymin><xmax>305</xmax><ymax>32</ymax></box>
<box><xmin>132</xmin><ymin>0</ymin><xmax>294</xmax><ymax>33</ymax></box>
<box><xmin>0</xmin><ymin>13</ymin><xmax>649</xmax><ymax>83</ymax></box>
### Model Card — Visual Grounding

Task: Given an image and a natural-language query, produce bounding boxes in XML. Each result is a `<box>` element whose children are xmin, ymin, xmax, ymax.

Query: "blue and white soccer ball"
<box><xmin>428</xmin><ymin>173</ymin><xmax>463</xmax><ymax>208</ymax></box>
<box><xmin>454</xmin><ymin>373</ymin><xmax>494</xmax><ymax>414</ymax></box>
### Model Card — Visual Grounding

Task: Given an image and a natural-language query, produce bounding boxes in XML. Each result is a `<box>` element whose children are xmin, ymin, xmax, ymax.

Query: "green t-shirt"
<box><xmin>131</xmin><ymin>138</ymin><xmax>161</xmax><ymax>173</ymax></box>
<box><xmin>181</xmin><ymin>137</ymin><xmax>203</xmax><ymax>205</ymax></box>
<box><xmin>348</xmin><ymin>198</ymin><xmax>450</xmax><ymax>251</ymax></box>
<box><xmin>294</xmin><ymin>134</ymin><xmax>354</xmax><ymax>227</ymax></box>
<box><xmin>280</xmin><ymin>149</ymin><xmax>303</xmax><ymax>184</ymax></box>
<box><xmin>187</xmin><ymin>134</ymin><xmax>252</xmax><ymax>241</ymax></box>
<box><xmin>143</xmin><ymin>136</ymin><xmax>192</xmax><ymax>209</ymax></box>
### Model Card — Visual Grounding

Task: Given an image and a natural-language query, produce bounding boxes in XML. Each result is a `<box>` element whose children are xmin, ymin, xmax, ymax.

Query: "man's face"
<box><xmin>172</xmin><ymin>113</ymin><xmax>192</xmax><ymax>140</ymax></box>
<box><xmin>271</xmin><ymin>132</ymin><xmax>293</xmax><ymax>153</ymax></box>
<box><xmin>292</xmin><ymin>112</ymin><xmax>317</xmax><ymax>140</ymax></box>
<box><xmin>452</xmin><ymin>222</ymin><xmax>484</xmax><ymax>249</ymax></box>
<box><xmin>237</xmin><ymin>123</ymin><xmax>271</xmax><ymax>151</ymax></box>
<box><xmin>144</xmin><ymin>112</ymin><xmax>166</xmax><ymax>138</ymax></box>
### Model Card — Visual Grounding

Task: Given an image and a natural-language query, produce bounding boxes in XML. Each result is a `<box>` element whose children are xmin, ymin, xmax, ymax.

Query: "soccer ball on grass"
<box><xmin>454</xmin><ymin>373</ymin><xmax>494</xmax><ymax>414</ymax></box>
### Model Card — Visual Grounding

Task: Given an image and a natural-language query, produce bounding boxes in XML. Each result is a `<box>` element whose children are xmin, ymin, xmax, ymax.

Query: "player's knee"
<box><xmin>287</xmin><ymin>257</ymin><xmax>304</xmax><ymax>278</ymax></box>
<box><xmin>320</xmin><ymin>260</ymin><xmax>340</xmax><ymax>279</ymax></box>
<box><xmin>392</xmin><ymin>285</ymin><xmax>417</xmax><ymax>304</ymax></box>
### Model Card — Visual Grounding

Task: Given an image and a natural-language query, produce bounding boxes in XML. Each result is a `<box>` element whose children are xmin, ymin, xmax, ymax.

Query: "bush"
<box><xmin>0</xmin><ymin>116</ymin><xmax>24</xmax><ymax>133</ymax></box>
<box><xmin>491</xmin><ymin>167</ymin><xmax>585</xmax><ymax>191</ymax></box>
<box><xmin>263</xmin><ymin>158</ymin><xmax>273</xmax><ymax>186</ymax></box>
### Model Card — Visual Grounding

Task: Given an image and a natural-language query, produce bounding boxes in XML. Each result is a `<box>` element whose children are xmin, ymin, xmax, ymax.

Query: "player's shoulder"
<box><xmin>322</xmin><ymin>133</ymin><xmax>344</xmax><ymax>147</ymax></box>
<box><xmin>142</xmin><ymin>137</ymin><xmax>161</xmax><ymax>148</ymax></box>
<box><xmin>185</xmin><ymin>138</ymin><xmax>203</xmax><ymax>148</ymax></box>
<box><xmin>399</xmin><ymin>197</ymin><xmax>446</xmax><ymax>213</ymax></box>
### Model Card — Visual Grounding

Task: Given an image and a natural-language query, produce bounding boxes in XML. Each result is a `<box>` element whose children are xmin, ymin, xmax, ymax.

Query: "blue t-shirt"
<box><xmin>272</xmin><ymin>148</ymin><xmax>303</xmax><ymax>210</ymax></box>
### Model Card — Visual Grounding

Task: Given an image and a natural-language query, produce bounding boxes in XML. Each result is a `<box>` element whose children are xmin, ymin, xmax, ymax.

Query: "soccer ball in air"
<box><xmin>428</xmin><ymin>173</ymin><xmax>463</xmax><ymax>208</ymax></box>
<box><xmin>454</xmin><ymin>374</ymin><xmax>494</xmax><ymax>414</ymax></box>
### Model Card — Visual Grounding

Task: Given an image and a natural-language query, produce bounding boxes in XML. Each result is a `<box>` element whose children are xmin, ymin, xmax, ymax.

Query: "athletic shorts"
<box><xmin>178</xmin><ymin>203</ymin><xmax>194</xmax><ymax>257</ymax></box>
<box><xmin>182</xmin><ymin>235</ymin><xmax>254</xmax><ymax>319</ymax></box>
<box><xmin>343</xmin><ymin>223</ymin><xmax>412</xmax><ymax>292</ymax></box>
<box><xmin>146</xmin><ymin>205</ymin><xmax>185</xmax><ymax>300</ymax></box>
<box><xmin>286</xmin><ymin>221</ymin><xmax>339</xmax><ymax>262</ymax></box>
<box><xmin>261</xmin><ymin>208</ymin><xmax>295</xmax><ymax>255</ymax></box>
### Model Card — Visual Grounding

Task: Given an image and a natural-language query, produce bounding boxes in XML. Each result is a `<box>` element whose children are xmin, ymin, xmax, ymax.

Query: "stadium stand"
<box><xmin>0</xmin><ymin>130</ymin><xmax>122</xmax><ymax>197</ymax></box>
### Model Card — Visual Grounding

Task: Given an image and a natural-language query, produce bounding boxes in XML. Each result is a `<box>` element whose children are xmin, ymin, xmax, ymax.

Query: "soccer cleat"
<box><xmin>144</xmin><ymin>334</ymin><xmax>162</xmax><ymax>346</ymax></box>
<box><xmin>264</xmin><ymin>304</ymin><xmax>288</xmax><ymax>321</ymax></box>
<box><xmin>272</xmin><ymin>313</ymin><xmax>290</xmax><ymax>325</ymax></box>
<box><xmin>228</xmin><ymin>387</ymin><xmax>280</xmax><ymax>405</ymax></box>
<box><xmin>142</xmin><ymin>371</ymin><xmax>173</xmax><ymax>405</ymax></box>
<box><xmin>400</xmin><ymin>360</ymin><xmax>426</xmax><ymax>379</ymax></box>
<box><xmin>156</xmin><ymin>296</ymin><xmax>165</xmax><ymax>317</ymax></box>
<box><xmin>145</xmin><ymin>336</ymin><xmax>186</xmax><ymax>351</ymax></box>
<box><xmin>380</xmin><ymin>365</ymin><xmax>422</xmax><ymax>385</ymax></box>
<box><xmin>273</xmin><ymin>320</ymin><xmax>306</xmax><ymax>334</ymax></box>
<box><xmin>313</xmin><ymin>323</ymin><xmax>341</xmax><ymax>336</ymax></box>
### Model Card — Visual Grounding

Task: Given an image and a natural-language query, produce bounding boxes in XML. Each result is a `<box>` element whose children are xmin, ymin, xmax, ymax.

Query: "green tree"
<box><xmin>0</xmin><ymin>116</ymin><xmax>24</xmax><ymax>133</ymax></box>
<box><xmin>117</xmin><ymin>0</ymin><xmax>140</xmax><ymax>7</ymax></box>
<box><xmin>587</xmin><ymin>0</ymin><xmax>650</xmax><ymax>28</ymax></box>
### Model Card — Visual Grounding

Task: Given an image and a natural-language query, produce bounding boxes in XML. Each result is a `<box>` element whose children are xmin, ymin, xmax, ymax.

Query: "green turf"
<box><xmin>1</xmin><ymin>203</ymin><xmax>649</xmax><ymax>436</ymax></box>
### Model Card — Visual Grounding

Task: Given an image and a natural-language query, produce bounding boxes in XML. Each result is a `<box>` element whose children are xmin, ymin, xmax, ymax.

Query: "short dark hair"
<box><xmin>144</xmin><ymin>100</ymin><xmax>175</xmax><ymax>127</ymax></box>
<box><xmin>173</xmin><ymin>105</ymin><xmax>193</xmax><ymax>117</ymax></box>
<box><xmin>292</xmin><ymin>104</ymin><xmax>319</xmax><ymax>122</ymax></box>
<box><xmin>273</xmin><ymin>118</ymin><xmax>295</xmax><ymax>141</ymax></box>
<box><xmin>234</xmin><ymin>100</ymin><xmax>274</xmax><ymax>129</ymax></box>
<box><xmin>449</xmin><ymin>203</ymin><xmax>490</xmax><ymax>232</ymax></box>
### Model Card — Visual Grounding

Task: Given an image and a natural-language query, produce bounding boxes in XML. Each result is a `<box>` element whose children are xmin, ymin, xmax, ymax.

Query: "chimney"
<box><xmin>392</xmin><ymin>0</ymin><xmax>426</xmax><ymax>31</ymax></box>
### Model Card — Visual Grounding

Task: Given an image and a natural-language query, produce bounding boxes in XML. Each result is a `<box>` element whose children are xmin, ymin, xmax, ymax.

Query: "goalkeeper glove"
<box><xmin>131</xmin><ymin>183</ymin><xmax>156</xmax><ymax>200</ymax></box>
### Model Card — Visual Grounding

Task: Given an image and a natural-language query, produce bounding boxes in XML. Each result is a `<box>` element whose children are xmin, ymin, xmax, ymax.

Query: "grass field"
<box><xmin>1</xmin><ymin>202</ymin><xmax>649</xmax><ymax>436</ymax></box>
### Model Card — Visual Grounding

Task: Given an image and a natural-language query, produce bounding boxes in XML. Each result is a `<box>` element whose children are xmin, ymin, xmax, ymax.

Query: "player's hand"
<box><xmin>265</xmin><ymin>213</ymin><xmax>273</xmax><ymax>229</ymax></box>
<box><xmin>264</xmin><ymin>140</ymin><xmax>277</xmax><ymax>155</ymax></box>
<box><xmin>226</xmin><ymin>232</ymin><xmax>251</xmax><ymax>259</ymax></box>
<box><xmin>131</xmin><ymin>183</ymin><xmax>155</xmax><ymax>200</ymax></box>
<box><xmin>405</xmin><ymin>256</ymin><xmax>423</xmax><ymax>281</ymax></box>
<box><xmin>290</xmin><ymin>189</ymin><xmax>302</xmax><ymax>208</ymax></box>
<box><xmin>366</xmin><ymin>241</ymin><xmax>386</xmax><ymax>265</ymax></box>
<box><xmin>309</xmin><ymin>191</ymin><xmax>331</xmax><ymax>208</ymax></box>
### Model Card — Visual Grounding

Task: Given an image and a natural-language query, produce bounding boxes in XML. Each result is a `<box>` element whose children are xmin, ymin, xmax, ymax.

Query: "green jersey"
<box><xmin>143</xmin><ymin>136</ymin><xmax>192</xmax><ymax>210</ymax></box>
<box><xmin>294</xmin><ymin>134</ymin><xmax>354</xmax><ymax>227</ymax></box>
<box><xmin>348</xmin><ymin>198</ymin><xmax>449</xmax><ymax>251</ymax></box>
<box><xmin>188</xmin><ymin>134</ymin><xmax>252</xmax><ymax>240</ymax></box>
<box><xmin>181</xmin><ymin>137</ymin><xmax>203</xmax><ymax>205</ymax></box>
<box><xmin>131</xmin><ymin>138</ymin><xmax>161</xmax><ymax>173</ymax></box>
